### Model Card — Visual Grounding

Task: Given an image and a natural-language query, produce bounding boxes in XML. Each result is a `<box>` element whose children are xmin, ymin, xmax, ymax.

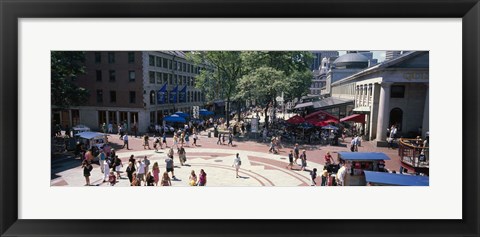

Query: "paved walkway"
<box><xmin>51</xmin><ymin>131</ymin><xmax>404</xmax><ymax>187</ymax></box>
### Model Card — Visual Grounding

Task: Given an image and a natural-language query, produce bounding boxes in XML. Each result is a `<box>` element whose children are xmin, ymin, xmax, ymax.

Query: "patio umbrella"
<box><xmin>286</xmin><ymin>115</ymin><xmax>305</xmax><ymax>124</ymax></box>
<box><xmin>199</xmin><ymin>109</ymin><xmax>214</xmax><ymax>116</ymax></box>
<box><xmin>174</xmin><ymin>111</ymin><xmax>190</xmax><ymax>118</ymax></box>
<box><xmin>164</xmin><ymin>114</ymin><xmax>186</xmax><ymax>123</ymax></box>
<box><xmin>321</xmin><ymin>125</ymin><xmax>339</xmax><ymax>130</ymax></box>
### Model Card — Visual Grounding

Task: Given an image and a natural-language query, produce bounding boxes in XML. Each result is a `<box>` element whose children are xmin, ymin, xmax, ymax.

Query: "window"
<box><xmin>149</xmin><ymin>55</ymin><xmax>155</xmax><ymax>66</ymax></box>
<box><xmin>187</xmin><ymin>64</ymin><xmax>190</xmax><ymax>73</ymax></box>
<box><xmin>96</xmin><ymin>90</ymin><xmax>103</xmax><ymax>103</ymax></box>
<box><xmin>169</xmin><ymin>60</ymin><xmax>172</xmax><ymax>69</ymax></box>
<box><xmin>163</xmin><ymin>58</ymin><xmax>168</xmax><ymax>68</ymax></box>
<box><xmin>168</xmin><ymin>74</ymin><xmax>172</xmax><ymax>85</ymax></box>
<box><xmin>150</xmin><ymin>90</ymin><xmax>155</xmax><ymax>105</ymax></box>
<box><xmin>174</xmin><ymin>75</ymin><xmax>178</xmax><ymax>85</ymax></box>
<box><xmin>183</xmin><ymin>63</ymin><xmax>186</xmax><ymax>72</ymax></box>
<box><xmin>391</xmin><ymin>85</ymin><xmax>405</xmax><ymax>98</ymax></box>
<box><xmin>108</xmin><ymin>52</ymin><xmax>115</xmax><ymax>63</ymax></box>
<box><xmin>129</xmin><ymin>70</ymin><xmax>136</xmax><ymax>82</ymax></box>
<box><xmin>176</xmin><ymin>75</ymin><xmax>180</xmax><ymax>85</ymax></box>
<box><xmin>156</xmin><ymin>57</ymin><xmax>161</xmax><ymax>67</ymax></box>
<box><xmin>129</xmin><ymin>91</ymin><xmax>136</xmax><ymax>104</ymax></box>
<box><xmin>150</xmin><ymin>111</ymin><xmax>155</xmax><ymax>124</ymax></box>
<box><xmin>156</xmin><ymin>72</ymin><xmax>162</xmax><ymax>84</ymax></box>
<box><xmin>174</xmin><ymin>61</ymin><xmax>178</xmax><ymax>70</ymax></box>
<box><xmin>110</xmin><ymin>91</ymin><xmax>116</xmax><ymax>103</ymax></box>
<box><xmin>109</xmin><ymin>70</ymin><xmax>116</xmax><ymax>81</ymax></box>
<box><xmin>94</xmin><ymin>52</ymin><xmax>101</xmax><ymax>63</ymax></box>
<box><xmin>178</xmin><ymin>62</ymin><xmax>182</xmax><ymax>71</ymax></box>
<box><xmin>149</xmin><ymin>71</ymin><xmax>155</xmax><ymax>84</ymax></box>
<box><xmin>96</xmin><ymin>70</ymin><xmax>102</xmax><ymax>81</ymax></box>
<box><xmin>128</xmin><ymin>52</ymin><xmax>135</xmax><ymax>63</ymax></box>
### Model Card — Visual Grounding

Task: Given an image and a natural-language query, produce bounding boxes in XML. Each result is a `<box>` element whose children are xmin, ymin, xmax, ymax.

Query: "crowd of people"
<box><xmin>81</xmin><ymin>146</ymin><xmax>209</xmax><ymax>186</ymax></box>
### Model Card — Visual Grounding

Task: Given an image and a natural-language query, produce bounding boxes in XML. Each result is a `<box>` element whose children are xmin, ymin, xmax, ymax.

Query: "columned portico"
<box><xmin>376</xmin><ymin>82</ymin><xmax>392</xmax><ymax>142</ymax></box>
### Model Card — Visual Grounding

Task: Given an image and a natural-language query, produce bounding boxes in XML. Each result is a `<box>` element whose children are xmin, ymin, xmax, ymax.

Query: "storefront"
<box><xmin>337</xmin><ymin>152</ymin><xmax>390</xmax><ymax>186</ymax></box>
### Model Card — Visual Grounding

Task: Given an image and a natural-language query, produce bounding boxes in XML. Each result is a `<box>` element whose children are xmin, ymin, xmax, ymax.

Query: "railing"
<box><xmin>398</xmin><ymin>138</ymin><xmax>429</xmax><ymax>168</ymax></box>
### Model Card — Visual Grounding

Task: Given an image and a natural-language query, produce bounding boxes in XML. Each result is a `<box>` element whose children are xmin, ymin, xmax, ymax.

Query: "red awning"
<box><xmin>305</xmin><ymin>110</ymin><xmax>339</xmax><ymax>121</ymax></box>
<box><xmin>340</xmin><ymin>113</ymin><xmax>366</xmax><ymax>123</ymax></box>
<box><xmin>286</xmin><ymin>115</ymin><xmax>305</xmax><ymax>124</ymax></box>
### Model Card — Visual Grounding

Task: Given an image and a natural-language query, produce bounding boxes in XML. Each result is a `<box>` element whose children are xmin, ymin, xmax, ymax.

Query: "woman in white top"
<box><xmin>232</xmin><ymin>153</ymin><xmax>241</xmax><ymax>178</ymax></box>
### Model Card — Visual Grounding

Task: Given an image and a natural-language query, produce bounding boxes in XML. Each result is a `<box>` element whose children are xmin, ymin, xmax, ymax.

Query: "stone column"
<box><xmin>116</xmin><ymin>111</ymin><xmax>120</xmax><ymax>128</ymax></box>
<box><xmin>422</xmin><ymin>84</ymin><xmax>429</xmax><ymax>138</ymax></box>
<box><xmin>376</xmin><ymin>82</ymin><xmax>392</xmax><ymax>142</ymax></box>
<box><xmin>360</xmin><ymin>85</ymin><xmax>365</xmax><ymax>107</ymax></box>
<box><xmin>68</xmin><ymin>110</ymin><xmax>73</xmax><ymax>127</ymax></box>
<box><xmin>127</xmin><ymin>112</ymin><xmax>131</xmax><ymax>133</ymax></box>
<box><xmin>106</xmin><ymin>111</ymin><xmax>109</xmax><ymax>126</ymax></box>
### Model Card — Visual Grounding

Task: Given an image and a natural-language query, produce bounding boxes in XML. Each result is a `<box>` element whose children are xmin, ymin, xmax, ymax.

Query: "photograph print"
<box><xmin>51</xmin><ymin>50</ymin><xmax>429</xmax><ymax>187</ymax></box>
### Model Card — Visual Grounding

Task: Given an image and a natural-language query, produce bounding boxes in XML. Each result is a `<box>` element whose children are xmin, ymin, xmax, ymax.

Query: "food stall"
<box><xmin>364</xmin><ymin>171</ymin><xmax>429</xmax><ymax>186</ymax></box>
<box><xmin>337</xmin><ymin>152</ymin><xmax>390</xmax><ymax>186</ymax></box>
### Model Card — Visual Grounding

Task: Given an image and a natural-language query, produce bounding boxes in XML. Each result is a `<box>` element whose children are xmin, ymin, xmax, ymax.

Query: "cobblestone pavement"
<box><xmin>51</xmin><ymin>130</ymin><xmax>403</xmax><ymax>187</ymax></box>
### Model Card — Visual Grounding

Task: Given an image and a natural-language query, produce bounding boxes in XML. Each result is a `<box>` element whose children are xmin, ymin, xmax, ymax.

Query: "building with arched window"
<box><xmin>330</xmin><ymin>51</ymin><xmax>429</xmax><ymax>146</ymax></box>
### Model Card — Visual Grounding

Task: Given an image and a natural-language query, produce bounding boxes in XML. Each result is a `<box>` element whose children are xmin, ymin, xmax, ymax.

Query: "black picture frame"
<box><xmin>1</xmin><ymin>0</ymin><xmax>479</xmax><ymax>236</ymax></box>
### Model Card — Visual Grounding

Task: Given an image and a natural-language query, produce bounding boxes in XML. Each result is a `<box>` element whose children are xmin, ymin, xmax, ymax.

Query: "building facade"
<box><xmin>52</xmin><ymin>51</ymin><xmax>205</xmax><ymax>133</ymax></box>
<box><xmin>330</xmin><ymin>51</ymin><xmax>429</xmax><ymax>144</ymax></box>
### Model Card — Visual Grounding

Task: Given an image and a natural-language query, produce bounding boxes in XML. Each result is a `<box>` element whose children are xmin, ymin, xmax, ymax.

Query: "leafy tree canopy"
<box><xmin>51</xmin><ymin>51</ymin><xmax>89</xmax><ymax>108</ymax></box>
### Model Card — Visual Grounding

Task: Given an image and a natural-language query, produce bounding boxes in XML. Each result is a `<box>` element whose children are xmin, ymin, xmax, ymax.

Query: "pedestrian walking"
<box><xmin>108</xmin><ymin>122</ymin><xmax>113</xmax><ymax>133</ymax></box>
<box><xmin>228</xmin><ymin>132</ymin><xmax>234</xmax><ymax>146</ymax></box>
<box><xmin>197</xmin><ymin>169</ymin><xmax>207</xmax><ymax>186</ymax></box>
<box><xmin>143</xmin><ymin>134</ymin><xmax>151</xmax><ymax>149</ymax></box>
<box><xmin>162</xmin><ymin>132</ymin><xmax>168</xmax><ymax>148</ymax></box>
<box><xmin>185</xmin><ymin>133</ymin><xmax>190</xmax><ymax>147</ymax></box>
<box><xmin>180</xmin><ymin>132</ymin><xmax>185</xmax><ymax>146</ymax></box>
<box><xmin>82</xmin><ymin>160</ymin><xmax>93</xmax><ymax>186</ymax></box>
<box><xmin>165</xmin><ymin>155</ymin><xmax>175</xmax><ymax>179</ymax></box>
<box><xmin>189</xmin><ymin>170</ymin><xmax>197</xmax><ymax>186</ymax></box>
<box><xmin>137</xmin><ymin>159</ymin><xmax>146</xmax><ymax>186</ymax></box>
<box><xmin>324</xmin><ymin>152</ymin><xmax>333</xmax><ymax>166</ymax></box>
<box><xmin>161</xmin><ymin>172</ymin><xmax>171</xmax><ymax>186</ymax></box>
<box><xmin>103</xmin><ymin>159</ymin><xmax>110</xmax><ymax>182</ymax></box>
<box><xmin>126</xmin><ymin>162</ymin><xmax>135</xmax><ymax>184</ymax></box>
<box><xmin>114</xmin><ymin>155</ymin><xmax>123</xmax><ymax>179</ymax></box>
<box><xmin>286</xmin><ymin>150</ymin><xmax>294</xmax><ymax>170</ymax></box>
<box><xmin>153</xmin><ymin>135</ymin><xmax>160</xmax><ymax>151</ymax></box>
<box><xmin>143</xmin><ymin>156</ymin><xmax>151</xmax><ymax>175</ymax></box>
<box><xmin>178</xmin><ymin>145</ymin><xmax>186</xmax><ymax>166</ymax></box>
<box><xmin>310</xmin><ymin>168</ymin><xmax>317</xmax><ymax>186</ymax></box>
<box><xmin>122</xmin><ymin>133</ymin><xmax>129</xmax><ymax>150</ymax></box>
<box><xmin>300</xmin><ymin>150</ymin><xmax>307</xmax><ymax>171</ymax></box>
<box><xmin>131</xmin><ymin>173</ymin><xmax>140</xmax><ymax>186</ymax></box>
<box><xmin>146</xmin><ymin>172</ymin><xmax>155</xmax><ymax>186</ymax></box>
<box><xmin>321</xmin><ymin>169</ymin><xmax>328</xmax><ymax>186</ymax></box>
<box><xmin>193</xmin><ymin>132</ymin><xmax>198</xmax><ymax>147</ymax></box>
<box><xmin>108</xmin><ymin>171</ymin><xmax>116</xmax><ymax>186</ymax></box>
<box><xmin>152</xmin><ymin>162</ymin><xmax>160</xmax><ymax>186</ymax></box>
<box><xmin>293</xmin><ymin>143</ymin><xmax>300</xmax><ymax>164</ymax></box>
<box><xmin>232</xmin><ymin>153</ymin><xmax>242</xmax><ymax>178</ymax></box>
<box><xmin>97</xmin><ymin>150</ymin><xmax>106</xmax><ymax>174</ymax></box>
<box><xmin>173</xmin><ymin>134</ymin><xmax>179</xmax><ymax>149</ymax></box>
<box><xmin>217</xmin><ymin>133</ymin><xmax>222</xmax><ymax>145</ymax></box>
<box><xmin>221</xmin><ymin>133</ymin><xmax>225</xmax><ymax>145</ymax></box>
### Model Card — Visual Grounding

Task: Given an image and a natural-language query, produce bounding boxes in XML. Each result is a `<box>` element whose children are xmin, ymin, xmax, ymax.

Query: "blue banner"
<box><xmin>169</xmin><ymin>85</ymin><xmax>178</xmax><ymax>104</ymax></box>
<box><xmin>157</xmin><ymin>83</ymin><xmax>167</xmax><ymax>104</ymax></box>
<box><xmin>179</xmin><ymin>86</ymin><xmax>187</xmax><ymax>103</ymax></box>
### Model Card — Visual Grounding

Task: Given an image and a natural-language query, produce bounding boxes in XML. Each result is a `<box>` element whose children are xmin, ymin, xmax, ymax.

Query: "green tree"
<box><xmin>51</xmin><ymin>51</ymin><xmax>89</xmax><ymax>108</ymax></box>
<box><xmin>187</xmin><ymin>51</ymin><xmax>244</xmax><ymax>127</ymax></box>
<box><xmin>239</xmin><ymin>51</ymin><xmax>313</xmax><ymax>126</ymax></box>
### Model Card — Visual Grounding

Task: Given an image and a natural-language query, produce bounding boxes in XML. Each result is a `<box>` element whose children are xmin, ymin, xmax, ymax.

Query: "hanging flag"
<box><xmin>179</xmin><ymin>85</ymin><xmax>187</xmax><ymax>103</ymax></box>
<box><xmin>157</xmin><ymin>83</ymin><xmax>167</xmax><ymax>104</ymax></box>
<box><xmin>169</xmin><ymin>85</ymin><xmax>178</xmax><ymax>104</ymax></box>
